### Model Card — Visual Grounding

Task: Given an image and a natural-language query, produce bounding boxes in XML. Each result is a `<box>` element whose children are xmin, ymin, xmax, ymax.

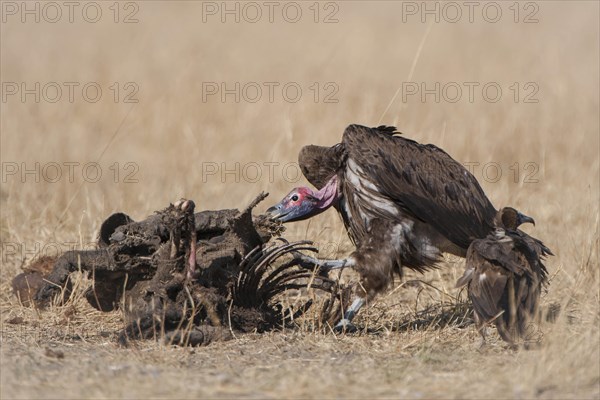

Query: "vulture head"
<box><xmin>266</xmin><ymin>175</ymin><xmax>340</xmax><ymax>222</ymax></box>
<box><xmin>297</xmin><ymin>144</ymin><xmax>344</xmax><ymax>189</ymax></box>
<box><xmin>496</xmin><ymin>207</ymin><xmax>535</xmax><ymax>230</ymax></box>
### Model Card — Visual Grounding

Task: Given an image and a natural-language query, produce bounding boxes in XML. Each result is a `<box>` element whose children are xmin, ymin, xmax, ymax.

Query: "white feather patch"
<box><xmin>346</xmin><ymin>158</ymin><xmax>399</xmax><ymax>218</ymax></box>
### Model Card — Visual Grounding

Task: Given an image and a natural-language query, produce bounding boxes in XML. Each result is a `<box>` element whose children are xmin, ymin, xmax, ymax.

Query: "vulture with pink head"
<box><xmin>267</xmin><ymin>124</ymin><xmax>551</xmax><ymax>332</ymax></box>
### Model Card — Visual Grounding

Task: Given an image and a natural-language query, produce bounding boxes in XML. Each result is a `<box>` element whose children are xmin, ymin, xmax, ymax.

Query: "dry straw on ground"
<box><xmin>1</xmin><ymin>2</ymin><xmax>598</xmax><ymax>399</ymax></box>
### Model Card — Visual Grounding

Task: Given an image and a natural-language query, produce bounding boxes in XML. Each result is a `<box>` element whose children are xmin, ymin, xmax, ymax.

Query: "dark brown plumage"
<box><xmin>280</xmin><ymin>125</ymin><xmax>497</xmax><ymax>293</ymax></box>
<box><xmin>456</xmin><ymin>207</ymin><xmax>551</xmax><ymax>345</ymax></box>
<box><xmin>267</xmin><ymin>125</ymin><xmax>551</xmax><ymax>330</ymax></box>
<box><xmin>337</xmin><ymin>125</ymin><xmax>498</xmax><ymax>257</ymax></box>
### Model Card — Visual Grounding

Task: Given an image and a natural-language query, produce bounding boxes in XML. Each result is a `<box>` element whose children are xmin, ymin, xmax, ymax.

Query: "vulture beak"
<box><xmin>267</xmin><ymin>197</ymin><xmax>315</xmax><ymax>222</ymax></box>
<box><xmin>517</xmin><ymin>212</ymin><xmax>535</xmax><ymax>227</ymax></box>
<box><xmin>266</xmin><ymin>203</ymin><xmax>288</xmax><ymax>221</ymax></box>
<box><xmin>266</xmin><ymin>195</ymin><xmax>320</xmax><ymax>223</ymax></box>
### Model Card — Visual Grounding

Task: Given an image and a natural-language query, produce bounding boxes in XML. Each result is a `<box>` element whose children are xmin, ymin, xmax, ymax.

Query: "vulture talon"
<box><xmin>332</xmin><ymin>297</ymin><xmax>365</xmax><ymax>334</ymax></box>
<box><xmin>333</xmin><ymin>319</ymin><xmax>358</xmax><ymax>334</ymax></box>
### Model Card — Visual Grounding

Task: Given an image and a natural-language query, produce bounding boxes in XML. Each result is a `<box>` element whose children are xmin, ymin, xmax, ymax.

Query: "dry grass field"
<box><xmin>1</xmin><ymin>1</ymin><xmax>599</xmax><ymax>399</ymax></box>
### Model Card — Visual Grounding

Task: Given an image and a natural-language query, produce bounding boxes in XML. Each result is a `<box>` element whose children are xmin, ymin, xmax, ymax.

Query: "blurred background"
<box><xmin>1</xmin><ymin>0</ymin><xmax>598</xmax><ymax>292</ymax></box>
<box><xmin>2</xmin><ymin>2</ymin><xmax>598</xmax><ymax>246</ymax></box>
<box><xmin>1</xmin><ymin>1</ymin><xmax>599</xmax><ymax>272</ymax></box>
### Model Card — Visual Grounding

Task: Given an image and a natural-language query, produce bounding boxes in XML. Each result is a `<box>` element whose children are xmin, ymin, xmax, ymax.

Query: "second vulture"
<box><xmin>456</xmin><ymin>207</ymin><xmax>551</xmax><ymax>346</ymax></box>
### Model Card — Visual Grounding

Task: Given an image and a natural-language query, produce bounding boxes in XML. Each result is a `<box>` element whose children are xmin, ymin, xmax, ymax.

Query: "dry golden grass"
<box><xmin>1</xmin><ymin>2</ymin><xmax>598</xmax><ymax>399</ymax></box>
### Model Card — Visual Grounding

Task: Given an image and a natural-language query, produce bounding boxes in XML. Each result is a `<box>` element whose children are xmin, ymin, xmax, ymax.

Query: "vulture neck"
<box><xmin>313</xmin><ymin>175</ymin><xmax>340</xmax><ymax>211</ymax></box>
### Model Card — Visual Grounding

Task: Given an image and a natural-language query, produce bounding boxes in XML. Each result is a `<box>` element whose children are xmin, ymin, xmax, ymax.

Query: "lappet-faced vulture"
<box><xmin>266</xmin><ymin>124</ymin><xmax>549</xmax><ymax>331</ymax></box>
<box><xmin>456</xmin><ymin>207</ymin><xmax>551</xmax><ymax>346</ymax></box>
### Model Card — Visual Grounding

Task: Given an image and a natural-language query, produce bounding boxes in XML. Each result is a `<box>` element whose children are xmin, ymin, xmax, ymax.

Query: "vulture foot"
<box><xmin>334</xmin><ymin>319</ymin><xmax>358</xmax><ymax>334</ymax></box>
<box><xmin>476</xmin><ymin>336</ymin><xmax>487</xmax><ymax>352</ymax></box>
<box><xmin>333</xmin><ymin>297</ymin><xmax>365</xmax><ymax>333</ymax></box>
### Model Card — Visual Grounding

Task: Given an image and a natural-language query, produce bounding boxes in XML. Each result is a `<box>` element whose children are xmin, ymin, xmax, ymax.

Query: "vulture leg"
<box><xmin>292</xmin><ymin>253</ymin><xmax>368</xmax><ymax>332</ymax></box>
<box><xmin>334</xmin><ymin>297</ymin><xmax>365</xmax><ymax>333</ymax></box>
<box><xmin>293</xmin><ymin>253</ymin><xmax>356</xmax><ymax>273</ymax></box>
<box><xmin>474</xmin><ymin>313</ymin><xmax>488</xmax><ymax>349</ymax></box>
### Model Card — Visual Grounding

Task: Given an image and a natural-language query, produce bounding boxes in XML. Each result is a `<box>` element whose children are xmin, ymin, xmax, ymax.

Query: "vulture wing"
<box><xmin>513</xmin><ymin>230</ymin><xmax>550</xmax><ymax>284</ymax></box>
<box><xmin>464</xmin><ymin>243</ymin><xmax>508</xmax><ymax>322</ymax></box>
<box><xmin>341</xmin><ymin>124</ymin><xmax>497</xmax><ymax>249</ymax></box>
<box><xmin>517</xmin><ymin>229</ymin><xmax>554</xmax><ymax>258</ymax></box>
<box><xmin>471</xmin><ymin>236</ymin><xmax>533</xmax><ymax>277</ymax></box>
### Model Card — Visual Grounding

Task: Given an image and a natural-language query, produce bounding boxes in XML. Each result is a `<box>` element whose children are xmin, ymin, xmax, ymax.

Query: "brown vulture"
<box><xmin>266</xmin><ymin>124</ymin><xmax>550</xmax><ymax>331</ymax></box>
<box><xmin>456</xmin><ymin>207</ymin><xmax>551</xmax><ymax>345</ymax></box>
